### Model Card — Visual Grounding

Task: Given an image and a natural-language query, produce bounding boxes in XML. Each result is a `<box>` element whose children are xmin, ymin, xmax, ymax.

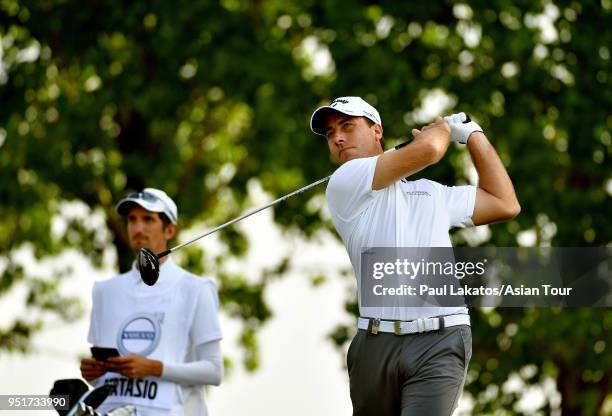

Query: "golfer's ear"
<box><xmin>164</xmin><ymin>224</ymin><xmax>177</xmax><ymax>240</ymax></box>
<box><xmin>373</xmin><ymin>124</ymin><xmax>383</xmax><ymax>141</ymax></box>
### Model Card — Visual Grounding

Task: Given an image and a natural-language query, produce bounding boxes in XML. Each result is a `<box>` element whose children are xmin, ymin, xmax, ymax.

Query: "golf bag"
<box><xmin>50</xmin><ymin>379</ymin><xmax>135</xmax><ymax>416</ymax></box>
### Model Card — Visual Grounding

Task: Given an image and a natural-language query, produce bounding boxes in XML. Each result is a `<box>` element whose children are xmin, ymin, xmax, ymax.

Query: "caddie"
<box><xmin>80</xmin><ymin>188</ymin><xmax>223</xmax><ymax>416</ymax></box>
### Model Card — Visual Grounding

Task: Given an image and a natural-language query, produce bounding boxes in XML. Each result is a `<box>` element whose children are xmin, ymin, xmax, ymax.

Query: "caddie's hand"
<box><xmin>80</xmin><ymin>358</ymin><xmax>107</xmax><ymax>382</ymax></box>
<box><xmin>106</xmin><ymin>354</ymin><xmax>163</xmax><ymax>379</ymax></box>
<box><xmin>443</xmin><ymin>112</ymin><xmax>483</xmax><ymax>144</ymax></box>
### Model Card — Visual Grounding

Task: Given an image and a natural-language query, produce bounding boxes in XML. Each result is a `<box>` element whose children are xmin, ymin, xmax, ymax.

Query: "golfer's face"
<box><xmin>324</xmin><ymin>114</ymin><xmax>380</xmax><ymax>164</ymax></box>
<box><xmin>126</xmin><ymin>206</ymin><xmax>174</xmax><ymax>254</ymax></box>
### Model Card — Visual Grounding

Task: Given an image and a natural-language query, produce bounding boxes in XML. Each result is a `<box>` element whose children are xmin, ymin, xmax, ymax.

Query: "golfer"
<box><xmin>80</xmin><ymin>188</ymin><xmax>223</xmax><ymax>416</ymax></box>
<box><xmin>310</xmin><ymin>97</ymin><xmax>520</xmax><ymax>415</ymax></box>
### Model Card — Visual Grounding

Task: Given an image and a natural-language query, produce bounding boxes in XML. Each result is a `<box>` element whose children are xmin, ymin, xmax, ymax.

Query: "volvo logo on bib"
<box><xmin>117</xmin><ymin>313</ymin><xmax>163</xmax><ymax>356</ymax></box>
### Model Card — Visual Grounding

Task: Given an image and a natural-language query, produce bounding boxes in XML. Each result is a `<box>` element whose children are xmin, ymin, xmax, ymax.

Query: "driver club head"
<box><xmin>137</xmin><ymin>248</ymin><xmax>160</xmax><ymax>286</ymax></box>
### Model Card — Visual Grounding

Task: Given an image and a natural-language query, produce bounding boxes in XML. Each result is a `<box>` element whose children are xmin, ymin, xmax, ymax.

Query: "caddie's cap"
<box><xmin>116</xmin><ymin>188</ymin><xmax>178</xmax><ymax>224</ymax></box>
<box><xmin>310</xmin><ymin>96</ymin><xmax>382</xmax><ymax>136</ymax></box>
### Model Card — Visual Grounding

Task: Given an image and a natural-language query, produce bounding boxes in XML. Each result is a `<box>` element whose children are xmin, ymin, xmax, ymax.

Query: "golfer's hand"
<box><xmin>106</xmin><ymin>354</ymin><xmax>163</xmax><ymax>379</ymax></box>
<box><xmin>411</xmin><ymin>116</ymin><xmax>451</xmax><ymax>157</ymax></box>
<box><xmin>443</xmin><ymin>112</ymin><xmax>483</xmax><ymax>144</ymax></box>
<box><xmin>80</xmin><ymin>358</ymin><xmax>107</xmax><ymax>382</ymax></box>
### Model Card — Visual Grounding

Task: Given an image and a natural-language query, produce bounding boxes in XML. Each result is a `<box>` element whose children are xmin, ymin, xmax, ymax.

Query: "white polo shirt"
<box><xmin>326</xmin><ymin>155</ymin><xmax>477</xmax><ymax>321</ymax></box>
<box><xmin>87</xmin><ymin>257</ymin><xmax>222</xmax><ymax>416</ymax></box>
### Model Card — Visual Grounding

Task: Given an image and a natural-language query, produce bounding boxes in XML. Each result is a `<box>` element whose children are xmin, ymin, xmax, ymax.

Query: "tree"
<box><xmin>1</xmin><ymin>0</ymin><xmax>610</xmax><ymax>413</ymax></box>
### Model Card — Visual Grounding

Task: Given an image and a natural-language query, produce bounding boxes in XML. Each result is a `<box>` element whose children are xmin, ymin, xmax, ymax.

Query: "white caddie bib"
<box><xmin>92</xmin><ymin>288</ymin><xmax>187</xmax><ymax>410</ymax></box>
<box><xmin>97</xmin><ymin>311</ymin><xmax>174</xmax><ymax>410</ymax></box>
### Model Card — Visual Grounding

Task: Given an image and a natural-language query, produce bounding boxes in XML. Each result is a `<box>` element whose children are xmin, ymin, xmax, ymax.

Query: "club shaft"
<box><xmin>161</xmin><ymin>175</ymin><xmax>331</xmax><ymax>257</ymax></box>
<box><xmin>158</xmin><ymin>139</ymin><xmax>412</xmax><ymax>258</ymax></box>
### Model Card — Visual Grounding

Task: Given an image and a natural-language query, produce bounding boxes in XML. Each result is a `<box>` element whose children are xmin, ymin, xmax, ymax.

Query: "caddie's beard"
<box><xmin>130</xmin><ymin>233</ymin><xmax>149</xmax><ymax>247</ymax></box>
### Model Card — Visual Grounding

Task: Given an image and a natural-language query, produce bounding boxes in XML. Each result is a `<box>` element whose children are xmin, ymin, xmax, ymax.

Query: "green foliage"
<box><xmin>467</xmin><ymin>308</ymin><xmax>612</xmax><ymax>415</ymax></box>
<box><xmin>1</xmin><ymin>0</ymin><xmax>610</xmax><ymax>413</ymax></box>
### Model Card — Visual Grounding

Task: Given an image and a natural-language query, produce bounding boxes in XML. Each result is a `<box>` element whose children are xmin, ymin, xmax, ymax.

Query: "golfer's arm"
<box><xmin>468</xmin><ymin>132</ymin><xmax>520</xmax><ymax>225</ymax></box>
<box><xmin>372</xmin><ymin>139</ymin><xmax>445</xmax><ymax>190</ymax></box>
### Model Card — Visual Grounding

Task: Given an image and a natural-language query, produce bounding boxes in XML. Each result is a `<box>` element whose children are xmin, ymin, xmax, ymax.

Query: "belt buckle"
<box><xmin>416</xmin><ymin>318</ymin><xmax>425</xmax><ymax>333</ymax></box>
<box><xmin>419</xmin><ymin>317</ymin><xmax>442</xmax><ymax>332</ymax></box>
<box><xmin>368</xmin><ymin>318</ymin><xmax>380</xmax><ymax>335</ymax></box>
<box><xmin>394</xmin><ymin>321</ymin><xmax>402</xmax><ymax>335</ymax></box>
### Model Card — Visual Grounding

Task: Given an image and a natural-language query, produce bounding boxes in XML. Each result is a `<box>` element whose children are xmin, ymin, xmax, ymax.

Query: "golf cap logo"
<box><xmin>331</xmin><ymin>98</ymin><xmax>349</xmax><ymax>106</ymax></box>
<box><xmin>117</xmin><ymin>313</ymin><xmax>163</xmax><ymax>356</ymax></box>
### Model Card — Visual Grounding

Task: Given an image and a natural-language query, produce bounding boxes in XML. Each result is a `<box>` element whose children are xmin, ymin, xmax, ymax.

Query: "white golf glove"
<box><xmin>444</xmin><ymin>112</ymin><xmax>483</xmax><ymax>144</ymax></box>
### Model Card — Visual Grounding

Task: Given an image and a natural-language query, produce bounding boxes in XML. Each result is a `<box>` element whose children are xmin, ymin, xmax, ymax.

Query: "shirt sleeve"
<box><xmin>86</xmin><ymin>283</ymin><xmax>101</xmax><ymax>345</ymax></box>
<box><xmin>325</xmin><ymin>156</ymin><xmax>379</xmax><ymax>222</ymax></box>
<box><xmin>443</xmin><ymin>184</ymin><xmax>477</xmax><ymax>228</ymax></box>
<box><xmin>190</xmin><ymin>280</ymin><xmax>223</xmax><ymax>345</ymax></box>
<box><xmin>161</xmin><ymin>340</ymin><xmax>223</xmax><ymax>386</ymax></box>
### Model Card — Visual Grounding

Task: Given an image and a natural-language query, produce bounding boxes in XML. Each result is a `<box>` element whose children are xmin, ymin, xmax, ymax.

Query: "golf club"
<box><xmin>138</xmin><ymin>139</ymin><xmax>414</xmax><ymax>285</ymax></box>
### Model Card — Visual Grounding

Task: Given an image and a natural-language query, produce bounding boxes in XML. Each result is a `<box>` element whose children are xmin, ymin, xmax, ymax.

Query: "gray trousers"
<box><xmin>347</xmin><ymin>325</ymin><xmax>472</xmax><ymax>416</ymax></box>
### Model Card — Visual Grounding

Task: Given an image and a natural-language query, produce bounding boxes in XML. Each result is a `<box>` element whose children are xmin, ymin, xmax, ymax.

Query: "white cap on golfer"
<box><xmin>310</xmin><ymin>96</ymin><xmax>382</xmax><ymax>136</ymax></box>
<box><xmin>116</xmin><ymin>188</ymin><xmax>178</xmax><ymax>224</ymax></box>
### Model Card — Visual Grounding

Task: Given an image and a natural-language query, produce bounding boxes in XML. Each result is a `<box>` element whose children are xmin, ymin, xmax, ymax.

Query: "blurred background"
<box><xmin>0</xmin><ymin>0</ymin><xmax>610</xmax><ymax>414</ymax></box>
